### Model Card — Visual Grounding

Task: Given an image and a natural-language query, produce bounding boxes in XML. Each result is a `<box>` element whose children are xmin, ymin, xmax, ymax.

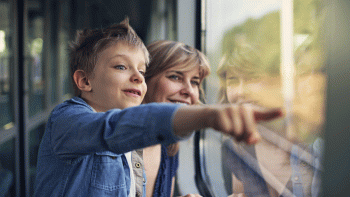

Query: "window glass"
<box><xmin>29</xmin><ymin>124</ymin><xmax>45</xmax><ymax>196</ymax></box>
<box><xmin>26</xmin><ymin>0</ymin><xmax>45</xmax><ymax>117</ymax></box>
<box><xmin>0</xmin><ymin>138</ymin><xmax>16</xmax><ymax>197</ymax></box>
<box><xmin>145</xmin><ymin>0</ymin><xmax>177</xmax><ymax>44</ymax></box>
<box><xmin>204</xmin><ymin>0</ymin><xmax>326</xmax><ymax>196</ymax></box>
<box><xmin>0</xmin><ymin>1</ymin><xmax>14</xmax><ymax>129</ymax></box>
<box><xmin>59</xmin><ymin>0</ymin><xmax>72</xmax><ymax>99</ymax></box>
<box><xmin>50</xmin><ymin>1</ymin><xmax>59</xmax><ymax>104</ymax></box>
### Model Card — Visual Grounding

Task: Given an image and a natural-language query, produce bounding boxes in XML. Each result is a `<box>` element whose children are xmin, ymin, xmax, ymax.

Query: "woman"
<box><xmin>143</xmin><ymin>40</ymin><xmax>210</xmax><ymax>197</ymax></box>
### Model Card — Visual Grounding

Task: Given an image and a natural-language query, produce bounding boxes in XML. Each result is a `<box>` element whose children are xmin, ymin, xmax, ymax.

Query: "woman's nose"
<box><xmin>237</xmin><ymin>78</ymin><xmax>245</xmax><ymax>96</ymax></box>
<box><xmin>180</xmin><ymin>81</ymin><xmax>195</xmax><ymax>97</ymax></box>
<box><xmin>228</xmin><ymin>78</ymin><xmax>246</xmax><ymax>104</ymax></box>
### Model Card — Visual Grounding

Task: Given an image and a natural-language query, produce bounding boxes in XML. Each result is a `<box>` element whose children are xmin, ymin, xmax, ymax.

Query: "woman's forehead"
<box><xmin>170</xmin><ymin>62</ymin><xmax>199</xmax><ymax>71</ymax></box>
<box><xmin>165</xmin><ymin>64</ymin><xmax>201</xmax><ymax>77</ymax></box>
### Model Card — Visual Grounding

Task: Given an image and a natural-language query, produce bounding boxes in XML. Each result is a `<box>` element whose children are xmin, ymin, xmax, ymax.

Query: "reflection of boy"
<box><xmin>218</xmin><ymin>42</ymin><xmax>324</xmax><ymax>197</ymax></box>
<box><xmin>34</xmin><ymin>18</ymin><xmax>282</xmax><ymax>197</ymax></box>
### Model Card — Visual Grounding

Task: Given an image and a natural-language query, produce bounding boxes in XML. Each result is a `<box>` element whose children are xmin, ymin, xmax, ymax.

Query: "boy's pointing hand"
<box><xmin>173</xmin><ymin>103</ymin><xmax>283</xmax><ymax>145</ymax></box>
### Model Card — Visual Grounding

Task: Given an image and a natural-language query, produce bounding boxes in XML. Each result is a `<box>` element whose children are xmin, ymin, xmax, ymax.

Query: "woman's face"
<box><xmin>144</xmin><ymin>64</ymin><xmax>201</xmax><ymax>105</ymax></box>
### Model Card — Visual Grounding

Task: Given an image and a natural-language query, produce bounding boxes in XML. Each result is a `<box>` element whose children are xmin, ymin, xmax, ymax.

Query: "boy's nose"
<box><xmin>130</xmin><ymin>70</ymin><xmax>144</xmax><ymax>83</ymax></box>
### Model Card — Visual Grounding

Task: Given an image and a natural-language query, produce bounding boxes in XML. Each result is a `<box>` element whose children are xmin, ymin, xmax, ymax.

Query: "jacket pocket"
<box><xmin>91</xmin><ymin>151</ymin><xmax>127</xmax><ymax>191</ymax></box>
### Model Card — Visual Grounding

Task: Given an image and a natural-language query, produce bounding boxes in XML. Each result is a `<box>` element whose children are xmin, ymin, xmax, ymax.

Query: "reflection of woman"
<box><xmin>218</xmin><ymin>42</ymin><xmax>324</xmax><ymax>197</ymax></box>
<box><xmin>143</xmin><ymin>40</ymin><xmax>210</xmax><ymax>197</ymax></box>
<box><xmin>217</xmin><ymin>43</ymin><xmax>263</xmax><ymax>105</ymax></box>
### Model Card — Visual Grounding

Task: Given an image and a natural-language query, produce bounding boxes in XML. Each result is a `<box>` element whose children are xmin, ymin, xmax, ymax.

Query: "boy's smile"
<box><xmin>84</xmin><ymin>41</ymin><xmax>147</xmax><ymax>112</ymax></box>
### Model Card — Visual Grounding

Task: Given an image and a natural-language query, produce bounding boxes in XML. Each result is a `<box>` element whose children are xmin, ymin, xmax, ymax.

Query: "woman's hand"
<box><xmin>227</xmin><ymin>193</ymin><xmax>247</xmax><ymax>197</ymax></box>
<box><xmin>173</xmin><ymin>103</ymin><xmax>283</xmax><ymax>144</ymax></box>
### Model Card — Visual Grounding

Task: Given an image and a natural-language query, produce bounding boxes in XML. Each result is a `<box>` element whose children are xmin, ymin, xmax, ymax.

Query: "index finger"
<box><xmin>253</xmin><ymin>107</ymin><xmax>283</xmax><ymax>122</ymax></box>
<box><xmin>241</xmin><ymin>104</ymin><xmax>261</xmax><ymax>144</ymax></box>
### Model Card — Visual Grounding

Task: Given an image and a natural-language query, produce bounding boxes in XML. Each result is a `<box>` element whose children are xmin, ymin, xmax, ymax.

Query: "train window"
<box><xmin>145</xmin><ymin>0</ymin><xmax>177</xmax><ymax>44</ymax></box>
<box><xmin>48</xmin><ymin>1</ymin><xmax>59</xmax><ymax>104</ymax></box>
<box><xmin>26</xmin><ymin>0</ymin><xmax>45</xmax><ymax>117</ymax></box>
<box><xmin>0</xmin><ymin>138</ymin><xmax>16</xmax><ymax>196</ymax></box>
<box><xmin>201</xmin><ymin>0</ymin><xmax>326</xmax><ymax>196</ymax></box>
<box><xmin>28</xmin><ymin>124</ymin><xmax>45</xmax><ymax>196</ymax></box>
<box><xmin>0</xmin><ymin>1</ymin><xmax>14</xmax><ymax>129</ymax></box>
<box><xmin>58</xmin><ymin>0</ymin><xmax>73</xmax><ymax>100</ymax></box>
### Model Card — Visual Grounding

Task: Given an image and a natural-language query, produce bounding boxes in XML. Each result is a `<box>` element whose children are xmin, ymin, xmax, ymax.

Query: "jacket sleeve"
<box><xmin>49</xmin><ymin>101</ymin><xmax>182</xmax><ymax>160</ymax></box>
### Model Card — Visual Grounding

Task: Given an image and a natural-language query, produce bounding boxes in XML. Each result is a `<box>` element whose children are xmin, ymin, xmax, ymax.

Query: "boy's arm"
<box><xmin>50</xmin><ymin>101</ymin><xmax>281</xmax><ymax>160</ymax></box>
<box><xmin>50</xmin><ymin>102</ymin><xmax>182</xmax><ymax>160</ymax></box>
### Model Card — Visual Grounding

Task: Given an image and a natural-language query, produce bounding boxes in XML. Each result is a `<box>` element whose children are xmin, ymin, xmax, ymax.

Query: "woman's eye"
<box><xmin>168</xmin><ymin>75</ymin><xmax>180</xmax><ymax>80</ymax></box>
<box><xmin>191</xmin><ymin>80</ymin><xmax>200</xmax><ymax>86</ymax></box>
<box><xmin>227</xmin><ymin>76</ymin><xmax>240</xmax><ymax>83</ymax></box>
<box><xmin>228</xmin><ymin>76</ymin><xmax>238</xmax><ymax>80</ymax></box>
<box><xmin>115</xmin><ymin>65</ymin><xmax>126</xmax><ymax>70</ymax></box>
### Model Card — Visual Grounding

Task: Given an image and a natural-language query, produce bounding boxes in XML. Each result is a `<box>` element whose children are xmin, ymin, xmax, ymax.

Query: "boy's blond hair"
<box><xmin>69</xmin><ymin>17</ymin><xmax>149</xmax><ymax>96</ymax></box>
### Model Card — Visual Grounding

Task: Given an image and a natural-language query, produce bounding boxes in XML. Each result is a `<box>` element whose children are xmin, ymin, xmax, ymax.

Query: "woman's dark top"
<box><xmin>152</xmin><ymin>144</ymin><xmax>179</xmax><ymax>197</ymax></box>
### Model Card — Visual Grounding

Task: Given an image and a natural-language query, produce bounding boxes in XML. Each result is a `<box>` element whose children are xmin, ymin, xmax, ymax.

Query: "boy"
<box><xmin>34</xmin><ymin>18</ymin><xmax>282</xmax><ymax>197</ymax></box>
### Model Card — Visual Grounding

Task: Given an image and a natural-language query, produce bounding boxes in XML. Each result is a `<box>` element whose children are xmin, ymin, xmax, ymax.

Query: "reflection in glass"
<box><xmin>0</xmin><ymin>138</ymin><xmax>16</xmax><ymax>196</ymax></box>
<box><xmin>0</xmin><ymin>2</ymin><xmax>14</xmax><ymax>129</ymax></box>
<box><xmin>27</xmin><ymin>0</ymin><xmax>45</xmax><ymax>117</ymax></box>
<box><xmin>205</xmin><ymin>0</ymin><xmax>326</xmax><ymax>196</ymax></box>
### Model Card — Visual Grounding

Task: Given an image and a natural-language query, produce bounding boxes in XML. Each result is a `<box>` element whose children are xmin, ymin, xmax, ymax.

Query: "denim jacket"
<box><xmin>33</xmin><ymin>97</ymin><xmax>182</xmax><ymax>197</ymax></box>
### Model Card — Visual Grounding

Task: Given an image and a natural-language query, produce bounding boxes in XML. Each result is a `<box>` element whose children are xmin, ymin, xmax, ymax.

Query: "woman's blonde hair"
<box><xmin>145</xmin><ymin>40</ymin><xmax>211</xmax><ymax>156</ymax></box>
<box><xmin>146</xmin><ymin>40</ymin><xmax>211</xmax><ymax>104</ymax></box>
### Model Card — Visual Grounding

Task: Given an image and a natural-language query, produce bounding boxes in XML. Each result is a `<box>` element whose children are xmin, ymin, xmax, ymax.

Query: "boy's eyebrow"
<box><xmin>140</xmin><ymin>64</ymin><xmax>147</xmax><ymax>70</ymax></box>
<box><xmin>108</xmin><ymin>54</ymin><xmax>128</xmax><ymax>61</ymax></box>
<box><xmin>108</xmin><ymin>54</ymin><xmax>146</xmax><ymax>66</ymax></box>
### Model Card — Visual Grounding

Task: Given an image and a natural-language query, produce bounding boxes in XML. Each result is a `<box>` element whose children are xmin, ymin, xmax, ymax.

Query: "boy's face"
<box><xmin>84</xmin><ymin>41</ymin><xmax>147</xmax><ymax>112</ymax></box>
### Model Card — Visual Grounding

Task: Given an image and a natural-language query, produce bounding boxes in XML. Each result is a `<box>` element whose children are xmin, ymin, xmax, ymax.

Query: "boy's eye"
<box><xmin>114</xmin><ymin>65</ymin><xmax>126</xmax><ymax>70</ymax></box>
<box><xmin>139</xmin><ymin>70</ymin><xmax>145</xmax><ymax>76</ymax></box>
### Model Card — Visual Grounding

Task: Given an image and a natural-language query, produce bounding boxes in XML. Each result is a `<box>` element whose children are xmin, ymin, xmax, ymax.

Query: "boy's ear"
<box><xmin>73</xmin><ymin>70</ymin><xmax>92</xmax><ymax>92</ymax></box>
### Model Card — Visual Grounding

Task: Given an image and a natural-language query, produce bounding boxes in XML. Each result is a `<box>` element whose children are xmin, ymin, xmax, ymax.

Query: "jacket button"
<box><xmin>135</xmin><ymin>162</ymin><xmax>141</xmax><ymax>168</ymax></box>
<box><xmin>294</xmin><ymin>176</ymin><xmax>299</xmax><ymax>181</ymax></box>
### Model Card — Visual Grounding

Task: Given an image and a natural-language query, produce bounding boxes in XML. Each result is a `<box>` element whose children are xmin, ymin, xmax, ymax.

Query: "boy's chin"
<box><xmin>119</xmin><ymin>102</ymin><xmax>143</xmax><ymax>109</ymax></box>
